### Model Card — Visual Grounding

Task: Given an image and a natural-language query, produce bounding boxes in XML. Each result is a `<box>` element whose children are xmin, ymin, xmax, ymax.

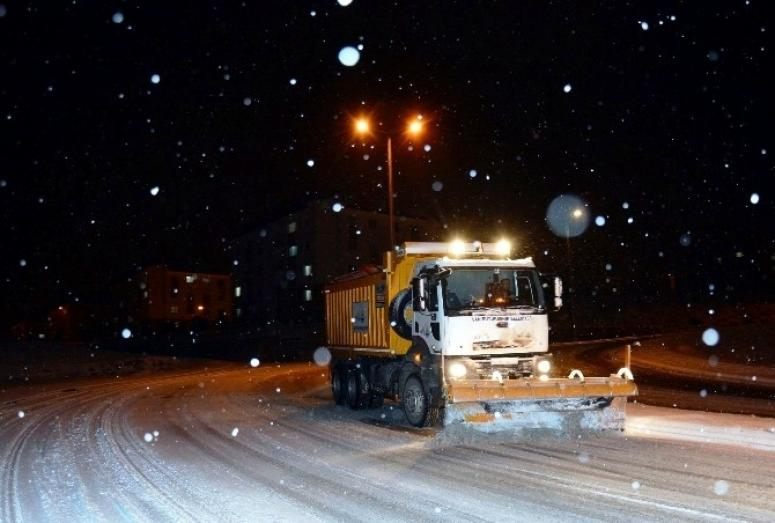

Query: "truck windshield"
<box><xmin>443</xmin><ymin>268</ymin><xmax>544</xmax><ymax>311</ymax></box>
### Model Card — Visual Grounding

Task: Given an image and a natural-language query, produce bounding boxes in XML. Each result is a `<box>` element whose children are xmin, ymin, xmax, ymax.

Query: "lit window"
<box><xmin>304</xmin><ymin>290</ymin><xmax>313</xmax><ymax>301</ymax></box>
<box><xmin>303</xmin><ymin>265</ymin><xmax>312</xmax><ymax>277</ymax></box>
<box><xmin>288</xmin><ymin>221</ymin><xmax>297</xmax><ymax>233</ymax></box>
<box><xmin>186</xmin><ymin>275</ymin><xmax>196</xmax><ymax>283</ymax></box>
<box><xmin>235</xmin><ymin>286</ymin><xmax>242</xmax><ymax>298</ymax></box>
<box><xmin>170</xmin><ymin>305</ymin><xmax>179</xmax><ymax>313</ymax></box>
<box><xmin>289</xmin><ymin>245</ymin><xmax>298</xmax><ymax>257</ymax></box>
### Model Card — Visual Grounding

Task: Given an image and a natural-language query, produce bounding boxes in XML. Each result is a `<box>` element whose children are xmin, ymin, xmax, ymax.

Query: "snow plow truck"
<box><xmin>325</xmin><ymin>241</ymin><xmax>637</xmax><ymax>430</ymax></box>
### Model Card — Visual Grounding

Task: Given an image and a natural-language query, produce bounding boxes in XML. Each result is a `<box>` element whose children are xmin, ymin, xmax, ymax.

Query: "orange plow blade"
<box><xmin>444</xmin><ymin>375</ymin><xmax>638</xmax><ymax>432</ymax></box>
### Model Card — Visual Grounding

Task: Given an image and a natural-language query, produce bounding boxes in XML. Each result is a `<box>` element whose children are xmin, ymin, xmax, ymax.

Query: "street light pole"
<box><xmin>386</xmin><ymin>136</ymin><xmax>394</xmax><ymax>250</ymax></box>
<box><xmin>353</xmin><ymin>114</ymin><xmax>424</xmax><ymax>252</ymax></box>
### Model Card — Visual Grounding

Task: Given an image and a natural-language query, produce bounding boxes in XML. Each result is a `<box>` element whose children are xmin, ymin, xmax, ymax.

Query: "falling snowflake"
<box><xmin>750</xmin><ymin>193</ymin><xmax>760</xmax><ymax>204</ymax></box>
<box><xmin>338</xmin><ymin>46</ymin><xmax>360</xmax><ymax>67</ymax></box>
<box><xmin>17</xmin><ymin>410</ymin><xmax>25</xmax><ymax>418</ymax></box>
<box><xmin>563</xmin><ymin>83</ymin><xmax>572</xmax><ymax>93</ymax></box>
<box><xmin>112</xmin><ymin>12</ymin><xmax>124</xmax><ymax>24</ymax></box>
<box><xmin>640</xmin><ymin>21</ymin><xmax>649</xmax><ymax>31</ymax></box>
<box><xmin>150</xmin><ymin>74</ymin><xmax>161</xmax><ymax>84</ymax></box>
<box><xmin>713</xmin><ymin>480</ymin><xmax>730</xmax><ymax>496</ymax></box>
<box><xmin>150</xmin><ymin>186</ymin><xmax>160</xmax><ymax>196</ymax></box>
<box><xmin>306</xmin><ymin>159</ymin><xmax>315</xmax><ymax>167</ymax></box>
<box><xmin>432</xmin><ymin>181</ymin><xmax>443</xmax><ymax>192</ymax></box>
<box><xmin>231</xmin><ymin>427</ymin><xmax>239</xmax><ymax>437</ymax></box>
<box><xmin>313</xmin><ymin>347</ymin><xmax>332</xmax><ymax>366</ymax></box>
<box><xmin>702</xmin><ymin>328</ymin><xmax>720</xmax><ymax>346</ymax></box>
<box><xmin>595</xmin><ymin>216</ymin><xmax>606</xmax><ymax>226</ymax></box>
<box><xmin>332</xmin><ymin>202</ymin><xmax>344</xmax><ymax>213</ymax></box>
<box><xmin>121</xmin><ymin>328</ymin><xmax>132</xmax><ymax>339</ymax></box>
<box><xmin>250</xmin><ymin>358</ymin><xmax>260</xmax><ymax>368</ymax></box>
<box><xmin>144</xmin><ymin>432</ymin><xmax>153</xmax><ymax>442</ymax></box>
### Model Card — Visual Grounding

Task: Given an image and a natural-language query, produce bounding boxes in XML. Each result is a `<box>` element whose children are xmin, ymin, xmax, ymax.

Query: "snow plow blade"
<box><xmin>444</xmin><ymin>375</ymin><xmax>638</xmax><ymax>432</ymax></box>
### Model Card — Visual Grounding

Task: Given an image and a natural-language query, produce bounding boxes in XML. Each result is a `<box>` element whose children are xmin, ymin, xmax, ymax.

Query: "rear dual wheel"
<box><xmin>331</xmin><ymin>365</ymin><xmax>346</xmax><ymax>405</ymax></box>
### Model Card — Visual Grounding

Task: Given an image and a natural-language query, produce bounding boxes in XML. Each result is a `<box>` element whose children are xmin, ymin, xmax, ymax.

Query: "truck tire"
<box><xmin>402</xmin><ymin>374</ymin><xmax>441</xmax><ymax>427</ymax></box>
<box><xmin>346</xmin><ymin>369</ymin><xmax>367</xmax><ymax>410</ymax></box>
<box><xmin>331</xmin><ymin>365</ymin><xmax>346</xmax><ymax>405</ymax></box>
<box><xmin>388</xmin><ymin>288</ymin><xmax>413</xmax><ymax>340</ymax></box>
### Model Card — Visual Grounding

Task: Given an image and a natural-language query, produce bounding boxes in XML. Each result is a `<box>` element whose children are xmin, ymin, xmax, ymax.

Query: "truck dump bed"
<box><xmin>325</xmin><ymin>271</ymin><xmax>390</xmax><ymax>351</ymax></box>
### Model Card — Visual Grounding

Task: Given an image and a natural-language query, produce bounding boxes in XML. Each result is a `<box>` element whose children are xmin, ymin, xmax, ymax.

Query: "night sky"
<box><xmin>1</xmin><ymin>1</ymin><xmax>772</xmax><ymax>326</ymax></box>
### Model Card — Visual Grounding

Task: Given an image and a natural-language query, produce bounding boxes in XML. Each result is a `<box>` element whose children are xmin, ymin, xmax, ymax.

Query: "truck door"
<box><xmin>413</xmin><ymin>278</ymin><xmax>441</xmax><ymax>351</ymax></box>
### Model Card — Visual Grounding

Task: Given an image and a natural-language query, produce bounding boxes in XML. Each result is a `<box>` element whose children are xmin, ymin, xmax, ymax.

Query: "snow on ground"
<box><xmin>626</xmin><ymin>402</ymin><xmax>775</xmax><ymax>452</ymax></box>
<box><xmin>2</xmin><ymin>362</ymin><xmax>775</xmax><ymax>521</ymax></box>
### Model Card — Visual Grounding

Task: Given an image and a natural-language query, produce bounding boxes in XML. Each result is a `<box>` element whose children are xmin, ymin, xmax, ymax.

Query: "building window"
<box><xmin>288</xmin><ymin>221</ymin><xmax>297</xmax><ymax>233</ymax></box>
<box><xmin>303</xmin><ymin>265</ymin><xmax>312</xmax><ymax>277</ymax></box>
<box><xmin>235</xmin><ymin>286</ymin><xmax>242</xmax><ymax>298</ymax></box>
<box><xmin>304</xmin><ymin>290</ymin><xmax>313</xmax><ymax>302</ymax></box>
<box><xmin>289</xmin><ymin>245</ymin><xmax>298</xmax><ymax>257</ymax></box>
<box><xmin>170</xmin><ymin>305</ymin><xmax>179</xmax><ymax>313</ymax></box>
<box><xmin>186</xmin><ymin>274</ymin><xmax>196</xmax><ymax>283</ymax></box>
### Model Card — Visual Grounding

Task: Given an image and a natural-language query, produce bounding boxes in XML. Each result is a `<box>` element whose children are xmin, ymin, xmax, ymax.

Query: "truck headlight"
<box><xmin>448</xmin><ymin>362</ymin><xmax>467</xmax><ymax>379</ymax></box>
<box><xmin>536</xmin><ymin>359</ymin><xmax>551</xmax><ymax>375</ymax></box>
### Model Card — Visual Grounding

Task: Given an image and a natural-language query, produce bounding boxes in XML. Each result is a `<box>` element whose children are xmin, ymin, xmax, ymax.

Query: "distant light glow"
<box><xmin>750</xmin><ymin>193</ymin><xmax>760</xmax><ymax>204</ymax></box>
<box><xmin>338</xmin><ymin>46</ymin><xmax>360</xmax><ymax>67</ymax></box>
<box><xmin>702</xmin><ymin>328</ymin><xmax>720</xmax><ymax>346</ymax></box>
<box><xmin>679</xmin><ymin>233</ymin><xmax>692</xmax><ymax>246</ymax></box>
<box><xmin>150</xmin><ymin>74</ymin><xmax>161</xmax><ymax>84</ymax></box>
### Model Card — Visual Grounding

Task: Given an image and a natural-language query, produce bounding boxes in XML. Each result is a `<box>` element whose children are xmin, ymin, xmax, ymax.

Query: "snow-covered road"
<box><xmin>2</xmin><ymin>362</ymin><xmax>774</xmax><ymax>522</ymax></box>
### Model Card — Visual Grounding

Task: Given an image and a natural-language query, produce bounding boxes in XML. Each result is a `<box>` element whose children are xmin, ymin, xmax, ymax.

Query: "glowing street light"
<box><xmin>353</xmin><ymin>113</ymin><xmax>426</xmax><ymax>249</ymax></box>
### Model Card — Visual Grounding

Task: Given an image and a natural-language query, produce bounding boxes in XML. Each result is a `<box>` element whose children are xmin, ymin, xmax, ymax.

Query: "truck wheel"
<box><xmin>331</xmin><ymin>365</ymin><xmax>345</xmax><ymax>405</ymax></box>
<box><xmin>346</xmin><ymin>370</ymin><xmax>366</xmax><ymax>410</ymax></box>
<box><xmin>402</xmin><ymin>374</ymin><xmax>440</xmax><ymax>427</ymax></box>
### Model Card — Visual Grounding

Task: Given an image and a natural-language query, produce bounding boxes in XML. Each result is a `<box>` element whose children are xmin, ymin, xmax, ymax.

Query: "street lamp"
<box><xmin>353</xmin><ymin>114</ymin><xmax>425</xmax><ymax>250</ymax></box>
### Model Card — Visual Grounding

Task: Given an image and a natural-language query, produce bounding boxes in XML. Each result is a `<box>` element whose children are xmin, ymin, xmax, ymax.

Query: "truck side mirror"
<box><xmin>553</xmin><ymin>276</ymin><xmax>563</xmax><ymax>310</ymax></box>
<box><xmin>411</xmin><ymin>277</ymin><xmax>427</xmax><ymax>311</ymax></box>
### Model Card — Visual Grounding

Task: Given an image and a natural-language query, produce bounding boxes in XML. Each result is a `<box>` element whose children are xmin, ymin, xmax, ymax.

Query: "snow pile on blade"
<box><xmin>444</xmin><ymin>397</ymin><xmax>628</xmax><ymax>434</ymax></box>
